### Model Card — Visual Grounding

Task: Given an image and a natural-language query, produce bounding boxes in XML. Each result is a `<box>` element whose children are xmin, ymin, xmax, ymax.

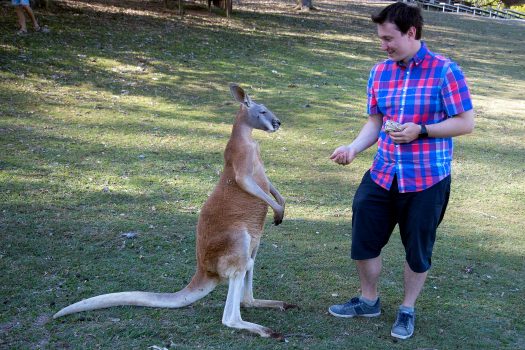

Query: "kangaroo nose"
<box><xmin>276</xmin><ymin>119</ymin><xmax>281</xmax><ymax>126</ymax></box>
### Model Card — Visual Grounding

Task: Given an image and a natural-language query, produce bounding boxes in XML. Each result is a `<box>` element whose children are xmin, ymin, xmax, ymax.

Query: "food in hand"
<box><xmin>384</xmin><ymin>120</ymin><xmax>403</xmax><ymax>133</ymax></box>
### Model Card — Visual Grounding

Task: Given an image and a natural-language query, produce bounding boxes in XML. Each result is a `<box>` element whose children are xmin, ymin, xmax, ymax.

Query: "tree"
<box><xmin>502</xmin><ymin>0</ymin><xmax>525</xmax><ymax>6</ymax></box>
<box><xmin>474</xmin><ymin>0</ymin><xmax>525</xmax><ymax>7</ymax></box>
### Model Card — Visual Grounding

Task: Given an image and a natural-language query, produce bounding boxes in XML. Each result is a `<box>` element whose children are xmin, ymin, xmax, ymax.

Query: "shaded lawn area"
<box><xmin>1</xmin><ymin>0</ymin><xmax>524</xmax><ymax>349</ymax></box>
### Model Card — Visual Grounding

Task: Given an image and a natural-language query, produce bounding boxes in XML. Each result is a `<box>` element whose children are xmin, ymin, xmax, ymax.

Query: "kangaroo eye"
<box><xmin>261</xmin><ymin>111</ymin><xmax>267</xmax><ymax>114</ymax></box>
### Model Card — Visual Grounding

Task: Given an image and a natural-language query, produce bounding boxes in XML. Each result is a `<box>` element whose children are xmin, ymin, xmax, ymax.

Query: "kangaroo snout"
<box><xmin>271</xmin><ymin>118</ymin><xmax>281</xmax><ymax>132</ymax></box>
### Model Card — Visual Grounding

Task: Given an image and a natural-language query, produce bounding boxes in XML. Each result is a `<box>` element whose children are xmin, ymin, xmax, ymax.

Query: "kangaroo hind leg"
<box><xmin>241</xmin><ymin>244</ymin><xmax>298</xmax><ymax>311</ymax></box>
<box><xmin>222</xmin><ymin>270</ymin><xmax>282</xmax><ymax>339</ymax></box>
<box><xmin>218</xmin><ymin>231</ymin><xmax>282</xmax><ymax>339</ymax></box>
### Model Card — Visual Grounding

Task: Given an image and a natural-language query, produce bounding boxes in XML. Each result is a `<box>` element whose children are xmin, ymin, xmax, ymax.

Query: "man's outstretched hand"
<box><xmin>330</xmin><ymin>145</ymin><xmax>357</xmax><ymax>166</ymax></box>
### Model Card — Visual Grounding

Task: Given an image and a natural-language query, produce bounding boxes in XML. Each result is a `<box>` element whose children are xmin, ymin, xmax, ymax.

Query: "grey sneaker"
<box><xmin>391</xmin><ymin>309</ymin><xmax>415</xmax><ymax>339</ymax></box>
<box><xmin>328</xmin><ymin>297</ymin><xmax>381</xmax><ymax>318</ymax></box>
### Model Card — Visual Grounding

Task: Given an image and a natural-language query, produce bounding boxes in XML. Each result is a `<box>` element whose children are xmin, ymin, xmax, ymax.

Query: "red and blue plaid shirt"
<box><xmin>367</xmin><ymin>42</ymin><xmax>473</xmax><ymax>193</ymax></box>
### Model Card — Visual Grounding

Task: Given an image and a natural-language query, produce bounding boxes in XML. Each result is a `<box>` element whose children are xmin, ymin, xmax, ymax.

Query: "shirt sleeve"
<box><xmin>367</xmin><ymin>66</ymin><xmax>380</xmax><ymax>116</ymax></box>
<box><xmin>441</xmin><ymin>62</ymin><xmax>473</xmax><ymax>117</ymax></box>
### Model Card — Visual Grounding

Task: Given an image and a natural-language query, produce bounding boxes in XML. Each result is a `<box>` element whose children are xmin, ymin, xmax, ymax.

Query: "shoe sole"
<box><xmin>390</xmin><ymin>331</ymin><xmax>413</xmax><ymax>340</ymax></box>
<box><xmin>328</xmin><ymin>308</ymin><xmax>381</xmax><ymax>318</ymax></box>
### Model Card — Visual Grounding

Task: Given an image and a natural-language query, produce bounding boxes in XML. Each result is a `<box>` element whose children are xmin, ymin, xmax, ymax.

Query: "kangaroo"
<box><xmin>53</xmin><ymin>84</ymin><xmax>296</xmax><ymax>339</ymax></box>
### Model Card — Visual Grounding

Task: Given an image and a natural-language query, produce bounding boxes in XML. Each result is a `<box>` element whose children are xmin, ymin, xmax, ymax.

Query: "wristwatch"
<box><xmin>418</xmin><ymin>125</ymin><xmax>428</xmax><ymax>139</ymax></box>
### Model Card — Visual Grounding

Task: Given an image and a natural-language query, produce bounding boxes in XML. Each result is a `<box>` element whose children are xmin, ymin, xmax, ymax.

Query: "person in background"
<box><xmin>328</xmin><ymin>2</ymin><xmax>474</xmax><ymax>340</ymax></box>
<box><xmin>12</xmin><ymin>0</ymin><xmax>47</xmax><ymax>35</ymax></box>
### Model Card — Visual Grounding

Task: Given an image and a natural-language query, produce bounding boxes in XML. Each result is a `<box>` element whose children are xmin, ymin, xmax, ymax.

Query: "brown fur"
<box><xmin>53</xmin><ymin>85</ymin><xmax>295</xmax><ymax>339</ymax></box>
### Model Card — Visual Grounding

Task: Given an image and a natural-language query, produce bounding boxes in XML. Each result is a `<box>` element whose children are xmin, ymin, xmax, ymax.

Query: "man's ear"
<box><xmin>407</xmin><ymin>26</ymin><xmax>417</xmax><ymax>39</ymax></box>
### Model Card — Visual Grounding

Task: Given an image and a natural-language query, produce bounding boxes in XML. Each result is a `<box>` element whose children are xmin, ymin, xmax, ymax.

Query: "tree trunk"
<box><xmin>32</xmin><ymin>0</ymin><xmax>50</xmax><ymax>9</ymax></box>
<box><xmin>212</xmin><ymin>0</ymin><xmax>233</xmax><ymax>15</ymax></box>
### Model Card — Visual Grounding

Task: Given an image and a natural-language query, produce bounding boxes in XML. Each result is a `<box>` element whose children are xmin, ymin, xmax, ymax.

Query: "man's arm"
<box><xmin>330</xmin><ymin>113</ymin><xmax>383</xmax><ymax>165</ymax></box>
<box><xmin>389</xmin><ymin>109</ymin><xmax>475</xmax><ymax>144</ymax></box>
<box><xmin>426</xmin><ymin>109</ymin><xmax>475</xmax><ymax>137</ymax></box>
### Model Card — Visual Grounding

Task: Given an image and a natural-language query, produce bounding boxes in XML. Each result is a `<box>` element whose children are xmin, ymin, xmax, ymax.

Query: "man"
<box><xmin>328</xmin><ymin>2</ymin><xmax>474</xmax><ymax>340</ymax></box>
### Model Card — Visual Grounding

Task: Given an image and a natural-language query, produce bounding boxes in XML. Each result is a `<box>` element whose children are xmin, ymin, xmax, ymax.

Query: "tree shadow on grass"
<box><xmin>2</xmin><ymin>0</ymin><xmax>522</xmax><ymax>119</ymax></box>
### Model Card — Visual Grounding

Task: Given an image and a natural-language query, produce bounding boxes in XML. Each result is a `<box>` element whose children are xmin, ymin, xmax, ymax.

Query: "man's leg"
<box><xmin>391</xmin><ymin>262</ymin><xmax>426</xmax><ymax>339</ymax></box>
<box><xmin>328</xmin><ymin>171</ymin><xmax>393</xmax><ymax>318</ymax></box>
<box><xmin>392</xmin><ymin>176</ymin><xmax>451</xmax><ymax>339</ymax></box>
<box><xmin>402</xmin><ymin>261</ymin><xmax>427</xmax><ymax>308</ymax></box>
<box><xmin>356</xmin><ymin>256</ymin><xmax>382</xmax><ymax>300</ymax></box>
<box><xmin>15</xmin><ymin>6</ymin><xmax>27</xmax><ymax>32</ymax></box>
<box><xmin>398</xmin><ymin>176</ymin><xmax>450</xmax><ymax>308</ymax></box>
<box><xmin>351</xmin><ymin>171</ymin><xmax>395</xmax><ymax>301</ymax></box>
<box><xmin>328</xmin><ymin>257</ymin><xmax>383</xmax><ymax>318</ymax></box>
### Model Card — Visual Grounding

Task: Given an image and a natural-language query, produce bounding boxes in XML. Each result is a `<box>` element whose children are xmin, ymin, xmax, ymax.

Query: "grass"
<box><xmin>1</xmin><ymin>0</ymin><xmax>524</xmax><ymax>348</ymax></box>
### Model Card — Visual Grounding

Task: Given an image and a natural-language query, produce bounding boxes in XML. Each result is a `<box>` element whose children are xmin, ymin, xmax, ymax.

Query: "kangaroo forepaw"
<box><xmin>282</xmin><ymin>302</ymin><xmax>299</xmax><ymax>311</ymax></box>
<box><xmin>269</xmin><ymin>330</ymin><xmax>286</xmax><ymax>341</ymax></box>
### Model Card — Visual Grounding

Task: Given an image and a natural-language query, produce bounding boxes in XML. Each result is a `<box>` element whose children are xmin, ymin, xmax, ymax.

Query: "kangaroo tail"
<box><xmin>53</xmin><ymin>271</ymin><xmax>218</xmax><ymax>319</ymax></box>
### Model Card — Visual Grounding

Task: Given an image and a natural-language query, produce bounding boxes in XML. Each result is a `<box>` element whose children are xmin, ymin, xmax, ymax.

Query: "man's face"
<box><xmin>377</xmin><ymin>22</ymin><xmax>416</xmax><ymax>63</ymax></box>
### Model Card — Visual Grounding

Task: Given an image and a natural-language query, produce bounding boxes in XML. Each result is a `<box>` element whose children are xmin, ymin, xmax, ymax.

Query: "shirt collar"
<box><xmin>396</xmin><ymin>41</ymin><xmax>428</xmax><ymax>67</ymax></box>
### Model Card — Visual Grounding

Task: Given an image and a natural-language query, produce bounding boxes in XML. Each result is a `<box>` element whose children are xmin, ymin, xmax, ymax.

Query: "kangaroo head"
<box><xmin>229</xmin><ymin>84</ymin><xmax>281</xmax><ymax>132</ymax></box>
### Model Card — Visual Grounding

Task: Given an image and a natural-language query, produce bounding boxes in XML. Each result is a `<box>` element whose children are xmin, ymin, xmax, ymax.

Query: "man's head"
<box><xmin>372</xmin><ymin>2</ymin><xmax>423</xmax><ymax>63</ymax></box>
<box><xmin>372</xmin><ymin>2</ymin><xmax>424</xmax><ymax>39</ymax></box>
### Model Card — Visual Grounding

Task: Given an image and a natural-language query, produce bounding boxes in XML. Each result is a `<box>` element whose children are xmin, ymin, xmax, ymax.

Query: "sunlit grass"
<box><xmin>1</xmin><ymin>0</ymin><xmax>524</xmax><ymax>349</ymax></box>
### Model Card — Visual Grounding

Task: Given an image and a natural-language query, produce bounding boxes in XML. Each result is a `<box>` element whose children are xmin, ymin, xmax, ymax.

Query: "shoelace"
<box><xmin>395</xmin><ymin>312</ymin><xmax>412</xmax><ymax>330</ymax></box>
<box><xmin>347</xmin><ymin>297</ymin><xmax>361</xmax><ymax>306</ymax></box>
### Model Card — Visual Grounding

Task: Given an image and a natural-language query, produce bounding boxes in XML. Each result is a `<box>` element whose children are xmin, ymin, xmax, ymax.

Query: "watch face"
<box><xmin>419</xmin><ymin>125</ymin><xmax>428</xmax><ymax>138</ymax></box>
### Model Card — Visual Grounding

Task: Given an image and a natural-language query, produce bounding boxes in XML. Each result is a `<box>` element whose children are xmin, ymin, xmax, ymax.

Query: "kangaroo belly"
<box><xmin>195</xmin><ymin>177</ymin><xmax>269</xmax><ymax>274</ymax></box>
<box><xmin>199</xmin><ymin>183</ymin><xmax>269</xmax><ymax>233</ymax></box>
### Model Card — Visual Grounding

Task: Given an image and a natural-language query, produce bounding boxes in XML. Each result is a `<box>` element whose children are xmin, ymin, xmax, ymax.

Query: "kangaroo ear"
<box><xmin>229</xmin><ymin>84</ymin><xmax>251</xmax><ymax>107</ymax></box>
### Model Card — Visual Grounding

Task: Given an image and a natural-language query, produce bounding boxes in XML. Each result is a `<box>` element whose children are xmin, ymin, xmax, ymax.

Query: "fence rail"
<box><xmin>405</xmin><ymin>0</ymin><xmax>525</xmax><ymax>20</ymax></box>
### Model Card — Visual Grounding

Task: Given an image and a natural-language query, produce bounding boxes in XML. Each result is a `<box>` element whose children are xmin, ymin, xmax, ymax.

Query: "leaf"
<box><xmin>121</xmin><ymin>232</ymin><xmax>138</xmax><ymax>239</ymax></box>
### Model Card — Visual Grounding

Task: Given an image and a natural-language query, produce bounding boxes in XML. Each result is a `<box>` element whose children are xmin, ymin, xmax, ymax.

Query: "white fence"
<box><xmin>405</xmin><ymin>0</ymin><xmax>525</xmax><ymax>20</ymax></box>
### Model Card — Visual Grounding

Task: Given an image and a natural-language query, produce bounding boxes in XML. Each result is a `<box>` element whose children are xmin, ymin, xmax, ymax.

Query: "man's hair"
<box><xmin>371</xmin><ymin>2</ymin><xmax>424</xmax><ymax>40</ymax></box>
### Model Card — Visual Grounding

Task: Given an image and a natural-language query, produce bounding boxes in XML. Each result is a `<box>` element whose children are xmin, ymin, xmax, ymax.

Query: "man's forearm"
<box><xmin>426</xmin><ymin>109</ymin><xmax>475</xmax><ymax>138</ymax></box>
<box><xmin>349</xmin><ymin>114</ymin><xmax>383</xmax><ymax>153</ymax></box>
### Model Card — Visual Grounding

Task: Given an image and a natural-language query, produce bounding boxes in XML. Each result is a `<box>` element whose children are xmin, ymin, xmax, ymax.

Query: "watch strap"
<box><xmin>419</xmin><ymin>125</ymin><xmax>428</xmax><ymax>139</ymax></box>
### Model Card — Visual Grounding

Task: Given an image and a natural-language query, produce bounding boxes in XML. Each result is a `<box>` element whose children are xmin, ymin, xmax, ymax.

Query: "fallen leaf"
<box><xmin>121</xmin><ymin>232</ymin><xmax>138</xmax><ymax>239</ymax></box>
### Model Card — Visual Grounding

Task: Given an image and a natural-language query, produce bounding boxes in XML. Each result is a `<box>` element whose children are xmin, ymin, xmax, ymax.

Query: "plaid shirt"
<box><xmin>367</xmin><ymin>42</ymin><xmax>473</xmax><ymax>193</ymax></box>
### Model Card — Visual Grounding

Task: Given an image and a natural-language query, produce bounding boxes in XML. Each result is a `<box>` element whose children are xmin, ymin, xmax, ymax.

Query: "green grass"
<box><xmin>1</xmin><ymin>0</ymin><xmax>524</xmax><ymax>349</ymax></box>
